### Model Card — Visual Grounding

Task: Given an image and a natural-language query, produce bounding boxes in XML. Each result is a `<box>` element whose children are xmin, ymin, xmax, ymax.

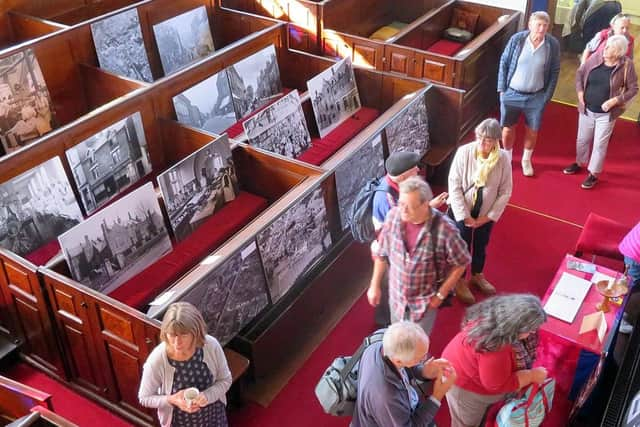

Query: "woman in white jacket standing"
<box><xmin>139</xmin><ymin>302</ymin><xmax>232</xmax><ymax>427</ymax></box>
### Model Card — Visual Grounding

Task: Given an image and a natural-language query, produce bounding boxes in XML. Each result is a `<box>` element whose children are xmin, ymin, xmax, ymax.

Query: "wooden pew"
<box><xmin>0</xmin><ymin>375</ymin><xmax>52</xmax><ymax>420</ymax></box>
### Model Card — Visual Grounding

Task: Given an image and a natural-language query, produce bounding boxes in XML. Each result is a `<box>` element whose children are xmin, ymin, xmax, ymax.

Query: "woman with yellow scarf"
<box><xmin>447</xmin><ymin>118</ymin><xmax>513</xmax><ymax>305</ymax></box>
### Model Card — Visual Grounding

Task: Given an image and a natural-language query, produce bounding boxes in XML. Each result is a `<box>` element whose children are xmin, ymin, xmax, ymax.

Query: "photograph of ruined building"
<box><xmin>384</xmin><ymin>93</ymin><xmax>430</xmax><ymax>155</ymax></box>
<box><xmin>58</xmin><ymin>183</ymin><xmax>172</xmax><ymax>294</ymax></box>
<box><xmin>153</xmin><ymin>6</ymin><xmax>214</xmax><ymax>75</ymax></box>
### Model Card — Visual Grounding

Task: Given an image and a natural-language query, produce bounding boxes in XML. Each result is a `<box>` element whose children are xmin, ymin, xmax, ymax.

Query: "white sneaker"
<box><xmin>521</xmin><ymin>159</ymin><xmax>534</xmax><ymax>177</ymax></box>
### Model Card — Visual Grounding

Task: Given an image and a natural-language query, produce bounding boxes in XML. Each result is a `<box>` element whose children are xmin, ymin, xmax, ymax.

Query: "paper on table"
<box><xmin>591</xmin><ymin>271</ymin><xmax>616</xmax><ymax>286</ymax></box>
<box><xmin>544</xmin><ymin>272</ymin><xmax>592</xmax><ymax>323</ymax></box>
<box><xmin>579</xmin><ymin>311</ymin><xmax>607</xmax><ymax>342</ymax></box>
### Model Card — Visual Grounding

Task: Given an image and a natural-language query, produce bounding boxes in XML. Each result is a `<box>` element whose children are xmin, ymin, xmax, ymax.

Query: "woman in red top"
<box><xmin>442</xmin><ymin>294</ymin><xmax>548</xmax><ymax>427</ymax></box>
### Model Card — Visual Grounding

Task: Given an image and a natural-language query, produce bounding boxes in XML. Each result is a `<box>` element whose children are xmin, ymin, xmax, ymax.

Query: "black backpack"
<box><xmin>349</xmin><ymin>177</ymin><xmax>397</xmax><ymax>243</ymax></box>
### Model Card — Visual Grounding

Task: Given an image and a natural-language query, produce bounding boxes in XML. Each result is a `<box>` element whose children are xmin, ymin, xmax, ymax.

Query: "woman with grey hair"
<box><xmin>447</xmin><ymin>118</ymin><xmax>512</xmax><ymax>305</ymax></box>
<box><xmin>442</xmin><ymin>294</ymin><xmax>548</xmax><ymax>427</ymax></box>
<box><xmin>564</xmin><ymin>34</ymin><xmax>638</xmax><ymax>189</ymax></box>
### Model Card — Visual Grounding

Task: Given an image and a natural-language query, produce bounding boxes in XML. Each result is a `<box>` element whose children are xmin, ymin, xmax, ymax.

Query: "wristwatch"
<box><xmin>435</xmin><ymin>291</ymin><xmax>446</xmax><ymax>300</ymax></box>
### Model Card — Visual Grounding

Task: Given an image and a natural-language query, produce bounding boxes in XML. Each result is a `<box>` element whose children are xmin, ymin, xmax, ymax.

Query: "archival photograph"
<box><xmin>153</xmin><ymin>6</ymin><xmax>214</xmax><ymax>75</ymax></box>
<box><xmin>307</xmin><ymin>57</ymin><xmax>361</xmax><ymax>138</ymax></box>
<box><xmin>242</xmin><ymin>90</ymin><xmax>310</xmax><ymax>159</ymax></box>
<box><xmin>58</xmin><ymin>183</ymin><xmax>172</xmax><ymax>294</ymax></box>
<box><xmin>157</xmin><ymin>135</ymin><xmax>238</xmax><ymax>241</ymax></box>
<box><xmin>226</xmin><ymin>44</ymin><xmax>282</xmax><ymax>118</ymax></box>
<box><xmin>91</xmin><ymin>8</ymin><xmax>153</xmax><ymax>82</ymax></box>
<box><xmin>334</xmin><ymin>133</ymin><xmax>384</xmax><ymax>229</ymax></box>
<box><xmin>0</xmin><ymin>157</ymin><xmax>83</xmax><ymax>257</ymax></box>
<box><xmin>179</xmin><ymin>240</ymin><xmax>269</xmax><ymax>345</ymax></box>
<box><xmin>172</xmin><ymin>70</ymin><xmax>236</xmax><ymax>134</ymax></box>
<box><xmin>257</xmin><ymin>187</ymin><xmax>332</xmax><ymax>303</ymax></box>
<box><xmin>384</xmin><ymin>94</ymin><xmax>430</xmax><ymax>155</ymax></box>
<box><xmin>65</xmin><ymin>111</ymin><xmax>152</xmax><ymax>215</ymax></box>
<box><xmin>0</xmin><ymin>48</ymin><xmax>55</xmax><ymax>155</ymax></box>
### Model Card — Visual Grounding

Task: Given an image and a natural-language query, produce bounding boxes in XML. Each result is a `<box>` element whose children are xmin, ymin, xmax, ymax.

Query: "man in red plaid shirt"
<box><xmin>368</xmin><ymin>176</ymin><xmax>470</xmax><ymax>333</ymax></box>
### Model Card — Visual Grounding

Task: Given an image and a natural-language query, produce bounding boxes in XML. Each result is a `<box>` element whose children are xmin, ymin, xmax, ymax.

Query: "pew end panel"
<box><xmin>0</xmin><ymin>11</ymin><xmax>68</xmax><ymax>50</ymax></box>
<box><xmin>0</xmin><ymin>375</ymin><xmax>52</xmax><ymax>419</ymax></box>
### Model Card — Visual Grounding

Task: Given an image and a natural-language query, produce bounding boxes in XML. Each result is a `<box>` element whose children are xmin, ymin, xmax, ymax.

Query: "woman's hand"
<box><xmin>530</xmin><ymin>367</ymin><xmax>548</xmax><ymax>384</ymax></box>
<box><xmin>194</xmin><ymin>392</ymin><xmax>208</xmax><ymax>408</ymax></box>
<box><xmin>421</xmin><ymin>357</ymin><xmax>452</xmax><ymax>380</ymax></box>
<box><xmin>601</xmin><ymin>97</ymin><xmax>618</xmax><ymax>112</ymax></box>
<box><xmin>463</xmin><ymin>217</ymin><xmax>477</xmax><ymax>228</ymax></box>
<box><xmin>429</xmin><ymin>192</ymin><xmax>448</xmax><ymax>209</ymax></box>
<box><xmin>168</xmin><ymin>389</ymin><xmax>202</xmax><ymax>413</ymax></box>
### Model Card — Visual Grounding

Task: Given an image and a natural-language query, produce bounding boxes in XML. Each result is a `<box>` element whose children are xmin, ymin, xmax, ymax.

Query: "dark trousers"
<box><xmin>456</xmin><ymin>220</ymin><xmax>494</xmax><ymax>274</ymax></box>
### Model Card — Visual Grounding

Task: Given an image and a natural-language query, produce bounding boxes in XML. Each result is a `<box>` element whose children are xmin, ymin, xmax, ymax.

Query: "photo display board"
<box><xmin>384</xmin><ymin>93</ymin><xmax>430</xmax><ymax>155</ymax></box>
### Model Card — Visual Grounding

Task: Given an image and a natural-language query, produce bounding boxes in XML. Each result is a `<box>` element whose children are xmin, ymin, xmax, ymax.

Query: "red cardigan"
<box><xmin>442</xmin><ymin>330</ymin><xmax>520</xmax><ymax>395</ymax></box>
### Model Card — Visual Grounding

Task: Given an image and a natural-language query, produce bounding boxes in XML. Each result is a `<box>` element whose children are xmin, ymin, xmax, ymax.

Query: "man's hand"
<box><xmin>422</xmin><ymin>358</ymin><xmax>452</xmax><ymax>380</ymax></box>
<box><xmin>429</xmin><ymin>192</ymin><xmax>448</xmax><ymax>209</ymax></box>
<box><xmin>428</xmin><ymin>295</ymin><xmax>442</xmax><ymax>309</ymax></box>
<box><xmin>367</xmin><ymin>283</ymin><xmax>381</xmax><ymax>307</ymax></box>
<box><xmin>432</xmin><ymin>366</ymin><xmax>457</xmax><ymax>401</ymax></box>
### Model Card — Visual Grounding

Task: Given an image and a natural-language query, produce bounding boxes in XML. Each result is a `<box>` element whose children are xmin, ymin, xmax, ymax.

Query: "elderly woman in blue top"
<box><xmin>138</xmin><ymin>302</ymin><xmax>232</xmax><ymax>427</ymax></box>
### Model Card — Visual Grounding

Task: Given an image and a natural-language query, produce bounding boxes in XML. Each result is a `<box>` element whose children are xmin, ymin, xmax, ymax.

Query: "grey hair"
<box><xmin>462</xmin><ymin>294</ymin><xmax>546</xmax><ymax>352</ymax></box>
<box><xmin>529</xmin><ymin>11</ymin><xmax>550</xmax><ymax>24</ymax></box>
<box><xmin>475</xmin><ymin>118</ymin><xmax>501</xmax><ymax>140</ymax></box>
<box><xmin>605</xmin><ymin>34</ymin><xmax>629</xmax><ymax>59</ymax></box>
<box><xmin>610</xmin><ymin>13</ymin><xmax>631</xmax><ymax>27</ymax></box>
<box><xmin>382</xmin><ymin>321</ymin><xmax>429</xmax><ymax>364</ymax></box>
<box><xmin>399</xmin><ymin>176</ymin><xmax>433</xmax><ymax>204</ymax></box>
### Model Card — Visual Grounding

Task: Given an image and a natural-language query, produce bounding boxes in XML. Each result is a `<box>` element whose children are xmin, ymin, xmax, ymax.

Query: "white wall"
<box><xmin>462</xmin><ymin>0</ymin><xmax>528</xmax><ymax>13</ymax></box>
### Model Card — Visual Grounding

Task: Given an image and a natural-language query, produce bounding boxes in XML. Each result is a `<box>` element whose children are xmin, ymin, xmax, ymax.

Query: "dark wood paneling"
<box><xmin>6</xmin><ymin>11</ymin><xmax>67</xmax><ymax>43</ymax></box>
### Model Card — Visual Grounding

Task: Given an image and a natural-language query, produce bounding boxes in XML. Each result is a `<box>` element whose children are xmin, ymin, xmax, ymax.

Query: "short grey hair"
<box><xmin>475</xmin><ymin>118</ymin><xmax>501</xmax><ymax>140</ymax></box>
<box><xmin>382</xmin><ymin>321</ymin><xmax>429</xmax><ymax>364</ymax></box>
<box><xmin>610</xmin><ymin>13</ymin><xmax>631</xmax><ymax>27</ymax></box>
<box><xmin>605</xmin><ymin>34</ymin><xmax>629</xmax><ymax>59</ymax></box>
<box><xmin>529</xmin><ymin>11</ymin><xmax>550</xmax><ymax>24</ymax></box>
<box><xmin>399</xmin><ymin>176</ymin><xmax>433</xmax><ymax>204</ymax></box>
<box><xmin>462</xmin><ymin>294</ymin><xmax>546</xmax><ymax>352</ymax></box>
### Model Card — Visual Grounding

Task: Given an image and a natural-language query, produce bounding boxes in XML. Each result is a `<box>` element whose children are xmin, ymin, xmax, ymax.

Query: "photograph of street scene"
<box><xmin>65</xmin><ymin>111</ymin><xmax>152</xmax><ymax>215</ymax></box>
<box><xmin>0</xmin><ymin>48</ymin><xmax>55</xmax><ymax>155</ymax></box>
<box><xmin>0</xmin><ymin>157</ymin><xmax>83</xmax><ymax>257</ymax></box>
<box><xmin>335</xmin><ymin>133</ymin><xmax>384</xmax><ymax>229</ymax></box>
<box><xmin>91</xmin><ymin>8</ymin><xmax>153</xmax><ymax>82</ymax></box>
<box><xmin>157</xmin><ymin>135</ymin><xmax>238</xmax><ymax>241</ymax></box>
<box><xmin>307</xmin><ymin>57</ymin><xmax>361</xmax><ymax>138</ymax></box>
<box><xmin>385</xmin><ymin>93</ymin><xmax>430</xmax><ymax>155</ymax></box>
<box><xmin>179</xmin><ymin>240</ymin><xmax>269</xmax><ymax>345</ymax></box>
<box><xmin>257</xmin><ymin>187</ymin><xmax>332</xmax><ymax>303</ymax></box>
<box><xmin>227</xmin><ymin>44</ymin><xmax>282</xmax><ymax>118</ymax></box>
<box><xmin>58</xmin><ymin>183</ymin><xmax>172</xmax><ymax>294</ymax></box>
<box><xmin>243</xmin><ymin>90</ymin><xmax>310</xmax><ymax>159</ymax></box>
<box><xmin>172</xmin><ymin>70</ymin><xmax>236</xmax><ymax>134</ymax></box>
<box><xmin>153</xmin><ymin>6</ymin><xmax>214</xmax><ymax>75</ymax></box>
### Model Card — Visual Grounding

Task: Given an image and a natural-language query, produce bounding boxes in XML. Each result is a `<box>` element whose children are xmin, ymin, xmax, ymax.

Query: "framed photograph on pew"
<box><xmin>153</xmin><ymin>6</ymin><xmax>215</xmax><ymax>76</ymax></box>
<box><xmin>226</xmin><ymin>44</ymin><xmax>283</xmax><ymax>118</ymax></box>
<box><xmin>65</xmin><ymin>111</ymin><xmax>153</xmax><ymax>215</ymax></box>
<box><xmin>242</xmin><ymin>90</ymin><xmax>311</xmax><ymax>158</ymax></box>
<box><xmin>58</xmin><ymin>182</ymin><xmax>173</xmax><ymax>294</ymax></box>
<box><xmin>307</xmin><ymin>57</ymin><xmax>361</xmax><ymax>138</ymax></box>
<box><xmin>157</xmin><ymin>134</ymin><xmax>238</xmax><ymax>242</ymax></box>
<box><xmin>0</xmin><ymin>48</ymin><xmax>55</xmax><ymax>155</ymax></box>
<box><xmin>384</xmin><ymin>93</ymin><xmax>430</xmax><ymax>155</ymax></box>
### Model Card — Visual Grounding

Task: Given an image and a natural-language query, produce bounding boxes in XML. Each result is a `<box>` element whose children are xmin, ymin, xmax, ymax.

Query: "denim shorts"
<box><xmin>499</xmin><ymin>88</ymin><xmax>547</xmax><ymax>131</ymax></box>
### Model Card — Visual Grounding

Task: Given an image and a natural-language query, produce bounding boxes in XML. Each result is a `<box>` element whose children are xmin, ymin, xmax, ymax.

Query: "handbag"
<box><xmin>445</xmin><ymin>182</ymin><xmax>475</xmax><ymax>221</ymax></box>
<box><xmin>495</xmin><ymin>377</ymin><xmax>555</xmax><ymax>427</ymax></box>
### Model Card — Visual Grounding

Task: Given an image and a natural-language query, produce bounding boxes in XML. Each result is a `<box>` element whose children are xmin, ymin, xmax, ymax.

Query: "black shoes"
<box><xmin>581</xmin><ymin>174</ymin><xmax>598</xmax><ymax>189</ymax></box>
<box><xmin>563</xmin><ymin>163</ymin><xmax>580</xmax><ymax>175</ymax></box>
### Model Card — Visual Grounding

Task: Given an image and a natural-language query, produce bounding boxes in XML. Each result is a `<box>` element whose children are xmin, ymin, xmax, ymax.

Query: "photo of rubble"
<box><xmin>307</xmin><ymin>57</ymin><xmax>361</xmax><ymax>138</ymax></box>
<box><xmin>157</xmin><ymin>135</ymin><xmax>238</xmax><ymax>241</ymax></box>
<box><xmin>0</xmin><ymin>157</ymin><xmax>83</xmax><ymax>257</ymax></box>
<box><xmin>91</xmin><ymin>8</ymin><xmax>153</xmax><ymax>82</ymax></box>
<box><xmin>179</xmin><ymin>240</ymin><xmax>269</xmax><ymax>345</ymax></box>
<box><xmin>226</xmin><ymin>45</ymin><xmax>282</xmax><ymax>118</ymax></box>
<box><xmin>153</xmin><ymin>6</ymin><xmax>214</xmax><ymax>75</ymax></box>
<box><xmin>0</xmin><ymin>48</ymin><xmax>55</xmax><ymax>155</ymax></box>
<box><xmin>65</xmin><ymin>111</ymin><xmax>152</xmax><ymax>215</ymax></box>
<box><xmin>257</xmin><ymin>187</ymin><xmax>332</xmax><ymax>303</ymax></box>
<box><xmin>58</xmin><ymin>183</ymin><xmax>172</xmax><ymax>294</ymax></box>
<box><xmin>334</xmin><ymin>133</ymin><xmax>384</xmax><ymax>229</ymax></box>
<box><xmin>384</xmin><ymin>93</ymin><xmax>430</xmax><ymax>155</ymax></box>
<box><xmin>243</xmin><ymin>90</ymin><xmax>310</xmax><ymax>159</ymax></box>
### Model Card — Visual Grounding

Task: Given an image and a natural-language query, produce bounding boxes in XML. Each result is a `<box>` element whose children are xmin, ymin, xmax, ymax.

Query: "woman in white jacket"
<box><xmin>138</xmin><ymin>302</ymin><xmax>232</xmax><ymax>427</ymax></box>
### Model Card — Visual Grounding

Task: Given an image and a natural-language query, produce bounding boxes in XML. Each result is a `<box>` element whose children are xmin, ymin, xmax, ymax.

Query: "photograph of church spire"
<box><xmin>307</xmin><ymin>57</ymin><xmax>361</xmax><ymax>138</ymax></box>
<box><xmin>153</xmin><ymin>6</ymin><xmax>214</xmax><ymax>76</ymax></box>
<box><xmin>226</xmin><ymin>44</ymin><xmax>282</xmax><ymax>119</ymax></box>
<box><xmin>384</xmin><ymin>93</ymin><xmax>430</xmax><ymax>155</ymax></box>
<box><xmin>58</xmin><ymin>183</ymin><xmax>172</xmax><ymax>294</ymax></box>
<box><xmin>157</xmin><ymin>134</ymin><xmax>238</xmax><ymax>241</ymax></box>
<box><xmin>65</xmin><ymin>111</ymin><xmax>152</xmax><ymax>215</ymax></box>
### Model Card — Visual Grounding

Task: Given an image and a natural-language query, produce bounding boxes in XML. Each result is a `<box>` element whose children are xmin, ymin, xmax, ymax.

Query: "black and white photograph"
<box><xmin>242</xmin><ymin>90</ymin><xmax>310</xmax><ymax>159</ymax></box>
<box><xmin>172</xmin><ymin>70</ymin><xmax>236</xmax><ymax>134</ymax></box>
<box><xmin>257</xmin><ymin>187</ymin><xmax>332</xmax><ymax>303</ymax></box>
<box><xmin>58</xmin><ymin>183</ymin><xmax>172</xmax><ymax>294</ymax></box>
<box><xmin>157</xmin><ymin>135</ymin><xmax>238</xmax><ymax>241</ymax></box>
<box><xmin>66</xmin><ymin>111</ymin><xmax>152</xmax><ymax>215</ymax></box>
<box><xmin>153</xmin><ymin>6</ymin><xmax>215</xmax><ymax>75</ymax></box>
<box><xmin>0</xmin><ymin>157</ymin><xmax>83</xmax><ymax>257</ymax></box>
<box><xmin>179</xmin><ymin>240</ymin><xmax>269</xmax><ymax>345</ymax></box>
<box><xmin>0</xmin><ymin>49</ymin><xmax>55</xmax><ymax>154</ymax></box>
<box><xmin>307</xmin><ymin>57</ymin><xmax>361</xmax><ymax>138</ymax></box>
<box><xmin>91</xmin><ymin>8</ymin><xmax>153</xmax><ymax>82</ymax></box>
<box><xmin>334</xmin><ymin>133</ymin><xmax>384</xmax><ymax>229</ymax></box>
<box><xmin>226</xmin><ymin>45</ymin><xmax>282</xmax><ymax>118</ymax></box>
<box><xmin>384</xmin><ymin>93</ymin><xmax>430</xmax><ymax>155</ymax></box>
